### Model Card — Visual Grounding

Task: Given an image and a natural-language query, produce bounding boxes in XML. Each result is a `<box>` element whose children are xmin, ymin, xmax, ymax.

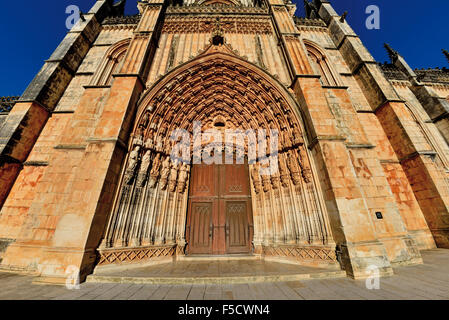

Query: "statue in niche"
<box><xmin>270</xmin><ymin>156</ymin><xmax>281</xmax><ymax>190</ymax></box>
<box><xmin>169</xmin><ymin>160</ymin><xmax>179</xmax><ymax>192</ymax></box>
<box><xmin>299</xmin><ymin>146</ymin><xmax>312</xmax><ymax>183</ymax></box>
<box><xmin>160</xmin><ymin>156</ymin><xmax>171</xmax><ymax>190</ymax></box>
<box><xmin>292</xmin><ymin>125</ymin><xmax>303</xmax><ymax>146</ymax></box>
<box><xmin>279</xmin><ymin>154</ymin><xmax>290</xmax><ymax>188</ymax></box>
<box><xmin>144</xmin><ymin>136</ymin><xmax>154</xmax><ymax>150</ymax></box>
<box><xmin>124</xmin><ymin>146</ymin><xmax>141</xmax><ymax>185</ymax></box>
<box><xmin>137</xmin><ymin>149</ymin><xmax>152</xmax><ymax>187</ymax></box>
<box><xmin>287</xmin><ymin>152</ymin><xmax>302</xmax><ymax>186</ymax></box>
<box><xmin>260</xmin><ymin>166</ymin><xmax>272</xmax><ymax>193</ymax></box>
<box><xmin>250</xmin><ymin>162</ymin><xmax>262</xmax><ymax>194</ymax></box>
<box><xmin>134</xmin><ymin>127</ymin><xmax>144</xmax><ymax>147</ymax></box>
<box><xmin>149</xmin><ymin>153</ymin><xmax>162</xmax><ymax>188</ymax></box>
<box><xmin>177</xmin><ymin>163</ymin><xmax>190</xmax><ymax>193</ymax></box>
<box><xmin>140</xmin><ymin>111</ymin><xmax>150</xmax><ymax>129</ymax></box>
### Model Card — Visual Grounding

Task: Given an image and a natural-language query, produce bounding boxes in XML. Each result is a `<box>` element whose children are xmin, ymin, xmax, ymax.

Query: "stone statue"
<box><xmin>251</xmin><ymin>162</ymin><xmax>262</xmax><ymax>194</ymax></box>
<box><xmin>299</xmin><ymin>147</ymin><xmax>312</xmax><ymax>183</ymax></box>
<box><xmin>287</xmin><ymin>152</ymin><xmax>301</xmax><ymax>186</ymax></box>
<box><xmin>168</xmin><ymin>160</ymin><xmax>179</xmax><ymax>192</ymax></box>
<box><xmin>124</xmin><ymin>146</ymin><xmax>140</xmax><ymax>185</ymax></box>
<box><xmin>159</xmin><ymin>156</ymin><xmax>171</xmax><ymax>190</ymax></box>
<box><xmin>137</xmin><ymin>149</ymin><xmax>152</xmax><ymax>187</ymax></box>
<box><xmin>279</xmin><ymin>154</ymin><xmax>290</xmax><ymax>188</ymax></box>
<box><xmin>270</xmin><ymin>157</ymin><xmax>281</xmax><ymax>190</ymax></box>
<box><xmin>177</xmin><ymin>163</ymin><xmax>190</xmax><ymax>193</ymax></box>
<box><xmin>292</xmin><ymin>126</ymin><xmax>303</xmax><ymax>146</ymax></box>
<box><xmin>148</xmin><ymin>153</ymin><xmax>162</xmax><ymax>188</ymax></box>
<box><xmin>140</xmin><ymin>111</ymin><xmax>150</xmax><ymax>129</ymax></box>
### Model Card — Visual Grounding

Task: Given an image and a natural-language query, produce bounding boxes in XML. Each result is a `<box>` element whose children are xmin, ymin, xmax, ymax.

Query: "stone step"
<box><xmin>86</xmin><ymin>270</ymin><xmax>347</xmax><ymax>285</ymax></box>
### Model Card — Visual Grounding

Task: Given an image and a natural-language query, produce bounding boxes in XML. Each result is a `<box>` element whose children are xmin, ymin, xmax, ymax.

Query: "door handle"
<box><xmin>225</xmin><ymin>225</ymin><xmax>230</xmax><ymax>237</ymax></box>
<box><xmin>209</xmin><ymin>225</ymin><xmax>214</xmax><ymax>238</ymax></box>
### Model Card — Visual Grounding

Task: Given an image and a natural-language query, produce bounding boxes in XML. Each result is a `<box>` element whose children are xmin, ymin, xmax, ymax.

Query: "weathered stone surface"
<box><xmin>0</xmin><ymin>0</ymin><xmax>116</xmax><ymax>209</ymax></box>
<box><xmin>0</xmin><ymin>0</ymin><xmax>448</xmax><ymax>284</ymax></box>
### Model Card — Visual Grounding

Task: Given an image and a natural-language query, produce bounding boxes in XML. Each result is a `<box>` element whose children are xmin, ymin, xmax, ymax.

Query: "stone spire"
<box><xmin>384</xmin><ymin>43</ymin><xmax>399</xmax><ymax>63</ymax></box>
<box><xmin>111</xmin><ymin>0</ymin><xmax>126</xmax><ymax>16</ymax></box>
<box><xmin>443</xmin><ymin>49</ymin><xmax>449</xmax><ymax>63</ymax></box>
<box><xmin>304</xmin><ymin>0</ymin><xmax>319</xmax><ymax>19</ymax></box>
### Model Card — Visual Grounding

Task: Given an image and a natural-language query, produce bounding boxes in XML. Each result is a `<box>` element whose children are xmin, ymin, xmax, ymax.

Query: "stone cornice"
<box><xmin>102</xmin><ymin>14</ymin><xmax>141</xmax><ymax>26</ymax></box>
<box><xmin>380</xmin><ymin>63</ymin><xmax>449</xmax><ymax>85</ymax></box>
<box><xmin>166</xmin><ymin>4</ymin><xmax>269</xmax><ymax>15</ymax></box>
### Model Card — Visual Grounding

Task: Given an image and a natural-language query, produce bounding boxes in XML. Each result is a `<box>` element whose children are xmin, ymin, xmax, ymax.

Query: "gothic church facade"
<box><xmin>0</xmin><ymin>0</ymin><xmax>448</xmax><ymax>282</ymax></box>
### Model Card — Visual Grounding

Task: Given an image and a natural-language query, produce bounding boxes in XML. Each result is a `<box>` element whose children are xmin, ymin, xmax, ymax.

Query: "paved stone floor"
<box><xmin>95</xmin><ymin>258</ymin><xmax>328</xmax><ymax>277</ymax></box>
<box><xmin>0</xmin><ymin>249</ymin><xmax>448</xmax><ymax>300</ymax></box>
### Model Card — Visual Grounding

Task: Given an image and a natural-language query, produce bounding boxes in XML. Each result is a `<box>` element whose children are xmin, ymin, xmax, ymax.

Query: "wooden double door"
<box><xmin>186</xmin><ymin>160</ymin><xmax>253</xmax><ymax>255</ymax></box>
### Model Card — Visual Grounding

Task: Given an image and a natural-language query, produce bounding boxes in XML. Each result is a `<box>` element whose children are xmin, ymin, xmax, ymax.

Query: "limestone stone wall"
<box><xmin>0</xmin><ymin>0</ymin><xmax>447</xmax><ymax>282</ymax></box>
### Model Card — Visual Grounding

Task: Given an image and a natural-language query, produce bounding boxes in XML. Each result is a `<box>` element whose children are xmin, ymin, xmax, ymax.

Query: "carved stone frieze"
<box><xmin>162</xmin><ymin>16</ymin><xmax>273</xmax><ymax>34</ymax></box>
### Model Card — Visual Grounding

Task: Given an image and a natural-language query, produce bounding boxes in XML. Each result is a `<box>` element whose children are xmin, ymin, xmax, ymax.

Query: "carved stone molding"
<box><xmin>162</xmin><ymin>16</ymin><xmax>273</xmax><ymax>34</ymax></box>
<box><xmin>262</xmin><ymin>245</ymin><xmax>338</xmax><ymax>263</ymax></box>
<box><xmin>98</xmin><ymin>245</ymin><xmax>178</xmax><ymax>266</ymax></box>
<box><xmin>167</xmin><ymin>5</ymin><xmax>269</xmax><ymax>15</ymax></box>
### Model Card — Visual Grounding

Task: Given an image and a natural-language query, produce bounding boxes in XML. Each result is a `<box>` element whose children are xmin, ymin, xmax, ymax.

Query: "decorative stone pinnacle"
<box><xmin>212</xmin><ymin>17</ymin><xmax>225</xmax><ymax>45</ymax></box>
<box><xmin>443</xmin><ymin>49</ymin><xmax>449</xmax><ymax>63</ymax></box>
<box><xmin>79</xmin><ymin>10</ymin><xmax>86</xmax><ymax>22</ymax></box>
<box><xmin>384</xmin><ymin>43</ymin><xmax>399</xmax><ymax>63</ymax></box>
<box><xmin>304</xmin><ymin>0</ymin><xmax>318</xmax><ymax>19</ymax></box>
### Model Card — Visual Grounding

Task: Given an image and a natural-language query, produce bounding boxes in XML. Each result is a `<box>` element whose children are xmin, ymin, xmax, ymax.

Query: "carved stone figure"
<box><xmin>287</xmin><ymin>152</ymin><xmax>302</xmax><ymax>186</ymax></box>
<box><xmin>292</xmin><ymin>126</ymin><xmax>303</xmax><ymax>146</ymax></box>
<box><xmin>279</xmin><ymin>154</ymin><xmax>290</xmax><ymax>188</ymax></box>
<box><xmin>124</xmin><ymin>146</ymin><xmax>140</xmax><ymax>185</ymax></box>
<box><xmin>250</xmin><ymin>163</ymin><xmax>262</xmax><ymax>194</ymax></box>
<box><xmin>177</xmin><ymin>163</ymin><xmax>190</xmax><ymax>193</ymax></box>
<box><xmin>137</xmin><ymin>150</ymin><xmax>152</xmax><ymax>187</ymax></box>
<box><xmin>299</xmin><ymin>146</ymin><xmax>312</xmax><ymax>183</ymax></box>
<box><xmin>140</xmin><ymin>111</ymin><xmax>150</xmax><ymax>129</ymax></box>
<box><xmin>148</xmin><ymin>153</ymin><xmax>162</xmax><ymax>188</ymax></box>
<box><xmin>159</xmin><ymin>156</ymin><xmax>171</xmax><ymax>190</ymax></box>
<box><xmin>169</xmin><ymin>160</ymin><xmax>179</xmax><ymax>192</ymax></box>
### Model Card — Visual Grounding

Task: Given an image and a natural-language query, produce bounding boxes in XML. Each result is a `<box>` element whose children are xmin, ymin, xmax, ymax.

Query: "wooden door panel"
<box><xmin>188</xmin><ymin>202</ymin><xmax>212</xmax><ymax>254</ymax></box>
<box><xmin>222</xmin><ymin>163</ymin><xmax>250</xmax><ymax>197</ymax></box>
<box><xmin>191</xmin><ymin>163</ymin><xmax>215</xmax><ymax>197</ymax></box>
<box><xmin>187</xmin><ymin>157</ymin><xmax>253</xmax><ymax>255</ymax></box>
<box><xmin>226</xmin><ymin>201</ymin><xmax>250</xmax><ymax>254</ymax></box>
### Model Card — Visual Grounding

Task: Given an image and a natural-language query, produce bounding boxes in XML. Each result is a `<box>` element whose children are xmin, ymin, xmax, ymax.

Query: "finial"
<box><xmin>304</xmin><ymin>0</ymin><xmax>318</xmax><ymax>19</ymax></box>
<box><xmin>443</xmin><ymin>49</ymin><xmax>449</xmax><ymax>63</ymax></box>
<box><xmin>212</xmin><ymin>17</ymin><xmax>224</xmax><ymax>46</ymax></box>
<box><xmin>340</xmin><ymin>11</ymin><xmax>348</xmax><ymax>23</ymax></box>
<box><xmin>79</xmin><ymin>10</ymin><xmax>86</xmax><ymax>22</ymax></box>
<box><xmin>384</xmin><ymin>43</ymin><xmax>399</xmax><ymax>63</ymax></box>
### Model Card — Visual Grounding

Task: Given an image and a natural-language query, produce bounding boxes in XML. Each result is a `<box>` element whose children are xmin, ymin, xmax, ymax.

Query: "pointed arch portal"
<box><xmin>97</xmin><ymin>44</ymin><xmax>338</xmax><ymax>268</ymax></box>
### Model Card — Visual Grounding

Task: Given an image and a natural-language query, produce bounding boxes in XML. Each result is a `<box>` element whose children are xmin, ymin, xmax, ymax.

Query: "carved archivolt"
<box><xmin>100</xmin><ymin>44</ymin><xmax>333</xmax><ymax>261</ymax></box>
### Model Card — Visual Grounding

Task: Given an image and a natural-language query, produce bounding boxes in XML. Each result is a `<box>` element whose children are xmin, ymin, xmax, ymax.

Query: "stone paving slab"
<box><xmin>0</xmin><ymin>249</ymin><xmax>448</xmax><ymax>300</ymax></box>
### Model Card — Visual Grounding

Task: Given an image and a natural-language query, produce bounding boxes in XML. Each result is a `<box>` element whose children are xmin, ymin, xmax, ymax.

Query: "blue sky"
<box><xmin>0</xmin><ymin>0</ymin><xmax>447</xmax><ymax>96</ymax></box>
